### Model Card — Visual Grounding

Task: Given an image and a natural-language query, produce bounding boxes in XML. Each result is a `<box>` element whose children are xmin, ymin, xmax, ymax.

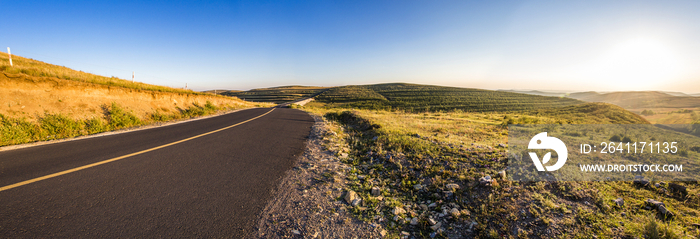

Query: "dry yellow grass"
<box><xmin>0</xmin><ymin>52</ymin><xmax>270</xmax><ymax>122</ymax></box>
<box><xmin>0</xmin><ymin>52</ymin><xmax>276</xmax><ymax>147</ymax></box>
<box><xmin>0</xmin><ymin>71</ymin><xmax>256</xmax><ymax>121</ymax></box>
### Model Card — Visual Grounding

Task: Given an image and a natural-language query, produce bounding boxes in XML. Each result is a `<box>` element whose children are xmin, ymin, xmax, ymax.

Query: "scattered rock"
<box><xmin>351</xmin><ymin>198</ymin><xmax>362</xmax><ymax>206</ymax></box>
<box><xmin>460</xmin><ymin>209</ymin><xmax>471</xmax><ymax>217</ymax></box>
<box><xmin>450</xmin><ymin>208</ymin><xmax>461</xmax><ymax>217</ymax></box>
<box><xmin>498</xmin><ymin>143</ymin><xmax>507</xmax><ymax>148</ymax></box>
<box><xmin>428</xmin><ymin>218</ymin><xmax>437</xmax><ymax>225</ymax></box>
<box><xmin>344</xmin><ymin>190</ymin><xmax>358</xmax><ymax>204</ymax></box>
<box><xmin>372</xmin><ymin>136</ymin><xmax>378</xmax><ymax>141</ymax></box>
<box><xmin>445</xmin><ymin>183</ymin><xmax>460</xmax><ymax>191</ymax></box>
<box><xmin>413</xmin><ymin>184</ymin><xmax>424</xmax><ymax>191</ymax></box>
<box><xmin>340</xmin><ymin>153</ymin><xmax>349</xmax><ymax>158</ymax></box>
<box><xmin>633</xmin><ymin>175</ymin><xmax>650</xmax><ymax>187</ymax></box>
<box><xmin>393</xmin><ymin>207</ymin><xmax>406</xmax><ymax>215</ymax></box>
<box><xmin>654</xmin><ymin>183</ymin><xmax>661</xmax><ymax>188</ymax></box>
<box><xmin>292</xmin><ymin>229</ymin><xmax>301</xmax><ymax>235</ymax></box>
<box><xmin>468</xmin><ymin>221</ymin><xmax>478</xmax><ymax>231</ymax></box>
<box><xmin>479</xmin><ymin>175</ymin><xmax>493</xmax><ymax>186</ymax></box>
<box><xmin>443</xmin><ymin>191</ymin><xmax>454</xmax><ymax>198</ymax></box>
<box><xmin>401</xmin><ymin>231</ymin><xmax>410</xmax><ymax>236</ymax></box>
<box><xmin>430</xmin><ymin>222</ymin><xmax>442</xmax><ymax>231</ymax></box>
<box><xmin>371</xmin><ymin>186</ymin><xmax>381</xmax><ymax>196</ymax></box>
<box><xmin>668</xmin><ymin>183</ymin><xmax>687</xmax><ymax>196</ymax></box>
<box><xmin>614</xmin><ymin>198</ymin><xmax>624</xmax><ymax>207</ymax></box>
<box><xmin>410</xmin><ymin>217</ymin><xmax>419</xmax><ymax>225</ymax></box>
<box><xmin>380</xmin><ymin>230</ymin><xmax>387</xmax><ymax>237</ymax></box>
<box><xmin>428</xmin><ymin>202</ymin><xmax>437</xmax><ymax>208</ymax></box>
<box><xmin>498</xmin><ymin>170</ymin><xmax>507</xmax><ymax>179</ymax></box>
<box><xmin>646</xmin><ymin>199</ymin><xmax>674</xmax><ymax>218</ymax></box>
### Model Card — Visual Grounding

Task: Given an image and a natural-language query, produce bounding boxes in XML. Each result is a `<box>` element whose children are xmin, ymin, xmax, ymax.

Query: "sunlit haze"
<box><xmin>2</xmin><ymin>1</ymin><xmax>699</xmax><ymax>92</ymax></box>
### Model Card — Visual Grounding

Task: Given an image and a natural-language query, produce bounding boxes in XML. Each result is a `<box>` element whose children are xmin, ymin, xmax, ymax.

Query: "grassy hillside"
<box><xmin>297</xmin><ymin>102</ymin><xmax>698</xmax><ymax>238</ymax></box>
<box><xmin>0</xmin><ymin>52</ymin><xmax>269</xmax><ymax>147</ymax></box>
<box><xmin>222</xmin><ymin>85</ymin><xmax>329</xmax><ymax>103</ymax></box>
<box><xmin>1</xmin><ymin>52</ymin><xmax>199</xmax><ymax>94</ymax></box>
<box><xmin>314</xmin><ymin>83</ymin><xmax>583</xmax><ymax>112</ymax></box>
<box><xmin>568</xmin><ymin>91</ymin><xmax>700</xmax><ymax>109</ymax></box>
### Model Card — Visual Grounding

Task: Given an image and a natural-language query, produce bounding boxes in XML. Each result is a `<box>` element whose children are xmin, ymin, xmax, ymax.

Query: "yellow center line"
<box><xmin>0</xmin><ymin>108</ymin><xmax>276</xmax><ymax>192</ymax></box>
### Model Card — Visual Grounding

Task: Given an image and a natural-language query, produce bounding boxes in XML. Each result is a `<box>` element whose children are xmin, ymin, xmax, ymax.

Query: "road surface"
<box><xmin>0</xmin><ymin>107</ymin><xmax>314</xmax><ymax>238</ymax></box>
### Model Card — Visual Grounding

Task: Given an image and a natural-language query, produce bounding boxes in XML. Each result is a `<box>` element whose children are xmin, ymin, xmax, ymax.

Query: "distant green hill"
<box><xmin>222</xmin><ymin>86</ymin><xmax>329</xmax><ymax>104</ymax></box>
<box><xmin>567</xmin><ymin>91</ymin><xmax>700</xmax><ymax>109</ymax></box>
<box><xmin>314</xmin><ymin>83</ymin><xmax>583</xmax><ymax>112</ymax></box>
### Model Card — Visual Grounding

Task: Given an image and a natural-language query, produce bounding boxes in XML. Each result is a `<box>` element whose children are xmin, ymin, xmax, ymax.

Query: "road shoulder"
<box><xmin>256</xmin><ymin>114</ymin><xmax>382</xmax><ymax>238</ymax></box>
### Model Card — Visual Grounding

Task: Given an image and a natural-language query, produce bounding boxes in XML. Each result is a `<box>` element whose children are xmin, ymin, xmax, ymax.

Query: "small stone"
<box><xmin>445</xmin><ymin>183</ymin><xmax>460</xmax><ymax>191</ymax></box>
<box><xmin>614</xmin><ymin>198</ymin><xmax>624</xmax><ymax>207</ymax></box>
<box><xmin>450</xmin><ymin>208</ymin><xmax>461</xmax><ymax>217</ymax></box>
<box><xmin>344</xmin><ymin>190</ymin><xmax>358</xmax><ymax>204</ymax></box>
<box><xmin>498</xmin><ymin>170</ymin><xmax>507</xmax><ymax>179</ymax></box>
<box><xmin>292</xmin><ymin>229</ymin><xmax>301</xmax><ymax>235</ymax></box>
<box><xmin>430</xmin><ymin>232</ymin><xmax>437</xmax><ymax>238</ymax></box>
<box><xmin>479</xmin><ymin>175</ymin><xmax>493</xmax><ymax>186</ymax></box>
<box><xmin>668</xmin><ymin>183</ymin><xmax>688</xmax><ymax>196</ymax></box>
<box><xmin>401</xmin><ymin>231</ymin><xmax>410</xmax><ymax>236</ymax></box>
<box><xmin>420</xmin><ymin>204</ymin><xmax>428</xmax><ymax>211</ymax></box>
<box><xmin>393</xmin><ymin>215</ymin><xmax>401</xmax><ymax>221</ymax></box>
<box><xmin>410</xmin><ymin>217</ymin><xmax>419</xmax><ymax>225</ymax></box>
<box><xmin>380</xmin><ymin>230</ymin><xmax>387</xmax><ymax>237</ymax></box>
<box><xmin>393</xmin><ymin>207</ymin><xmax>406</xmax><ymax>215</ymax></box>
<box><xmin>430</xmin><ymin>222</ymin><xmax>442</xmax><ymax>231</ymax></box>
<box><xmin>428</xmin><ymin>218</ymin><xmax>437</xmax><ymax>225</ymax></box>
<box><xmin>351</xmin><ymin>198</ymin><xmax>362</xmax><ymax>206</ymax></box>
<box><xmin>498</xmin><ymin>143</ymin><xmax>507</xmax><ymax>148</ymax></box>
<box><xmin>655</xmin><ymin>183</ymin><xmax>661</xmax><ymax>188</ymax></box>
<box><xmin>633</xmin><ymin>175</ymin><xmax>650</xmax><ymax>187</ymax></box>
<box><xmin>428</xmin><ymin>202</ymin><xmax>437</xmax><ymax>208</ymax></box>
<box><xmin>443</xmin><ymin>191</ymin><xmax>454</xmax><ymax>198</ymax></box>
<box><xmin>371</xmin><ymin>187</ymin><xmax>381</xmax><ymax>196</ymax></box>
<box><xmin>414</xmin><ymin>184</ymin><xmax>424</xmax><ymax>191</ymax></box>
<box><xmin>340</xmin><ymin>153</ymin><xmax>349</xmax><ymax>158</ymax></box>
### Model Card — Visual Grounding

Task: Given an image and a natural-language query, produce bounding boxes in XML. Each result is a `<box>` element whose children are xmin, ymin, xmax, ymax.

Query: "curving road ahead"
<box><xmin>0</xmin><ymin>107</ymin><xmax>314</xmax><ymax>238</ymax></box>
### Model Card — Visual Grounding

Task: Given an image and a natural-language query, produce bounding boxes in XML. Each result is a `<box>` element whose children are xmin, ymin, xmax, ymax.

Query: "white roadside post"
<box><xmin>132</xmin><ymin>71</ymin><xmax>135</xmax><ymax>83</ymax></box>
<box><xmin>7</xmin><ymin>47</ymin><xmax>12</xmax><ymax>67</ymax></box>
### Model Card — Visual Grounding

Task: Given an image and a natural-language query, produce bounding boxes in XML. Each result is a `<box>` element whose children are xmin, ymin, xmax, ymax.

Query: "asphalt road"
<box><xmin>0</xmin><ymin>107</ymin><xmax>314</xmax><ymax>238</ymax></box>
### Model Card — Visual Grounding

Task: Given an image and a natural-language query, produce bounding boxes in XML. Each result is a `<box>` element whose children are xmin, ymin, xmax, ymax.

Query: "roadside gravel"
<box><xmin>256</xmin><ymin>114</ymin><xmax>383</xmax><ymax>239</ymax></box>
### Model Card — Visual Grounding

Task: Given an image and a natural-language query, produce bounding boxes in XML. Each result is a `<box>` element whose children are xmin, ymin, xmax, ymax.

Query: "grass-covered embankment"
<box><xmin>297</xmin><ymin>102</ymin><xmax>699</xmax><ymax>238</ymax></box>
<box><xmin>0</xmin><ymin>52</ymin><xmax>272</xmax><ymax>147</ymax></box>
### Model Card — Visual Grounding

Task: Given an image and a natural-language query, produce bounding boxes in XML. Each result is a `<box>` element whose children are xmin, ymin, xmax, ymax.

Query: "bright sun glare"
<box><xmin>589</xmin><ymin>37</ymin><xmax>683</xmax><ymax>89</ymax></box>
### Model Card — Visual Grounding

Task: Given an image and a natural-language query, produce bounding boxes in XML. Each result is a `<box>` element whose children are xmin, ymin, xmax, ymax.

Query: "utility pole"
<box><xmin>132</xmin><ymin>71</ymin><xmax>135</xmax><ymax>83</ymax></box>
<box><xmin>7</xmin><ymin>47</ymin><xmax>12</xmax><ymax>67</ymax></box>
<box><xmin>185</xmin><ymin>83</ymin><xmax>188</xmax><ymax>90</ymax></box>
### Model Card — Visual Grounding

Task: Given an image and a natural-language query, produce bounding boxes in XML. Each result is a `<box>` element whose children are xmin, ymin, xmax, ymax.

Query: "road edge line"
<box><xmin>0</xmin><ymin>108</ymin><xmax>276</xmax><ymax>192</ymax></box>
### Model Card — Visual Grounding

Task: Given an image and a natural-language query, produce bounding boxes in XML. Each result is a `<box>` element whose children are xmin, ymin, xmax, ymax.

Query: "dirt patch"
<box><xmin>256</xmin><ymin>114</ymin><xmax>383</xmax><ymax>238</ymax></box>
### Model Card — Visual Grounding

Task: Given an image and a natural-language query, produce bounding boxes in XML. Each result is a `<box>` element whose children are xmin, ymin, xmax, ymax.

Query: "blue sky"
<box><xmin>2</xmin><ymin>0</ymin><xmax>699</xmax><ymax>92</ymax></box>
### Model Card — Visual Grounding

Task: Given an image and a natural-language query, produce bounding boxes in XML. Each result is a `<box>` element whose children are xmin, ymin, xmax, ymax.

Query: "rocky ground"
<box><xmin>255</xmin><ymin>115</ymin><xmax>384</xmax><ymax>238</ymax></box>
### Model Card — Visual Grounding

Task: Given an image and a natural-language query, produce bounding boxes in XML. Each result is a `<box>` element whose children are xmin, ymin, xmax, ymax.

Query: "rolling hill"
<box><xmin>314</xmin><ymin>83</ymin><xmax>583</xmax><ymax>112</ymax></box>
<box><xmin>567</xmin><ymin>91</ymin><xmax>700</xmax><ymax>109</ymax></box>
<box><xmin>221</xmin><ymin>85</ymin><xmax>329</xmax><ymax>104</ymax></box>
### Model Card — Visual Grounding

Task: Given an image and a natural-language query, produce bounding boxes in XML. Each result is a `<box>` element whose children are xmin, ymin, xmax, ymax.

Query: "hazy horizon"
<box><xmin>3</xmin><ymin>0</ymin><xmax>699</xmax><ymax>93</ymax></box>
